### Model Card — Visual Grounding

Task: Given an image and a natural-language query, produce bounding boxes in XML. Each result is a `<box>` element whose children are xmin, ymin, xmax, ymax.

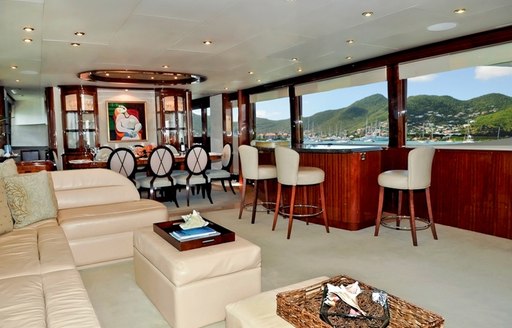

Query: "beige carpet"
<box><xmin>81</xmin><ymin>192</ymin><xmax>512</xmax><ymax>328</ymax></box>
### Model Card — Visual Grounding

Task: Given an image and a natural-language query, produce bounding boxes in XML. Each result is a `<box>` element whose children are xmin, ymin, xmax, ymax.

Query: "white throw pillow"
<box><xmin>4</xmin><ymin>171</ymin><xmax>58</xmax><ymax>228</ymax></box>
<box><xmin>0</xmin><ymin>159</ymin><xmax>18</xmax><ymax>178</ymax></box>
<box><xmin>0</xmin><ymin>180</ymin><xmax>13</xmax><ymax>235</ymax></box>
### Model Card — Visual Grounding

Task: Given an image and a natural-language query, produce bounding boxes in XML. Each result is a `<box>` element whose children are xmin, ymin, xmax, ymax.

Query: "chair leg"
<box><xmin>206</xmin><ymin>183</ymin><xmax>213</xmax><ymax>204</ymax></box>
<box><xmin>186</xmin><ymin>184</ymin><xmax>191</xmax><ymax>207</ymax></box>
<box><xmin>397</xmin><ymin>190</ymin><xmax>403</xmax><ymax>227</ymax></box>
<box><xmin>238</xmin><ymin>178</ymin><xmax>247</xmax><ymax>219</ymax></box>
<box><xmin>426</xmin><ymin>187</ymin><xmax>438</xmax><ymax>240</ymax></box>
<box><xmin>287</xmin><ymin>185</ymin><xmax>296</xmax><ymax>239</ymax></box>
<box><xmin>408</xmin><ymin>190</ymin><xmax>418</xmax><ymax>246</ymax></box>
<box><xmin>228</xmin><ymin>180</ymin><xmax>236</xmax><ymax>194</ymax></box>
<box><xmin>374</xmin><ymin>186</ymin><xmax>384</xmax><ymax>236</ymax></box>
<box><xmin>251</xmin><ymin>180</ymin><xmax>259</xmax><ymax>224</ymax></box>
<box><xmin>319</xmin><ymin>182</ymin><xmax>329</xmax><ymax>233</ymax></box>
<box><xmin>263</xmin><ymin>179</ymin><xmax>270</xmax><ymax>214</ymax></box>
<box><xmin>272</xmin><ymin>183</ymin><xmax>282</xmax><ymax>231</ymax></box>
<box><xmin>219</xmin><ymin>179</ymin><xmax>227</xmax><ymax>192</ymax></box>
<box><xmin>304</xmin><ymin>186</ymin><xmax>309</xmax><ymax>225</ymax></box>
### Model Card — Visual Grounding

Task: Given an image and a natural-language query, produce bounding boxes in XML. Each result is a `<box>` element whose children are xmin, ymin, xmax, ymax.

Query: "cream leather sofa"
<box><xmin>51</xmin><ymin>168</ymin><xmax>168</xmax><ymax>267</ymax></box>
<box><xmin>0</xmin><ymin>168</ymin><xmax>169</xmax><ymax>327</ymax></box>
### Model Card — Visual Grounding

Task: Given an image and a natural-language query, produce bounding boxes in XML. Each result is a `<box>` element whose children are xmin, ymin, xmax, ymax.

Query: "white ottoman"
<box><xmin>134</xmin><ymin>227</ymin><xmax>261</xmax><ymax>328</ymax></box>
<box><xmin>225</xmin><ymin>276</ymin><xmax>329</xmax><ymax>328</ymax></box>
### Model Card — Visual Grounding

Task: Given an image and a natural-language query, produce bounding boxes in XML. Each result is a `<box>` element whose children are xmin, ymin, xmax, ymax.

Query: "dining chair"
<box><xmin>107</xmin><ymin>147</ymin><xmax>138</xmax><ymax>186</ymax></box>
<box><xmin>173</xmin><ymin>145</ymin><xmax>213</xmax><ymax>207</ymax></box>
<box><xmin>206</xmin><ymin>143</ymin><xmax>236</xmax><ymax>194</ymax></box>
<box><xmin>136</xmin><ymin>146</ymin><xmax>179</xmax><ymax>207</ymax></box>
<box><xmin>374</xmin><ymin>147</ymin><xmax>438</xmax><ymax>246</ymax></box>
<box><xmin>95</xmin><ymin>145</ymin><xmax>113</xmax><ymax>161</ymax></box>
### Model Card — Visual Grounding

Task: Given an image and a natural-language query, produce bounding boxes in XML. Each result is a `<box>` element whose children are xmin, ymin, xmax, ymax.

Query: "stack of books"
<box><xmin>169</xmin><ymin>226</ymin><xmax>220</xmax><ymax>242</ymax></box>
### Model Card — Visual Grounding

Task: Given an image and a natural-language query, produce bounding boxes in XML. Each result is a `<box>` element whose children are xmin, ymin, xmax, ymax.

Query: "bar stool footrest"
<box><xmin>380</xmin><ymin>215</ymin><xmax>431</xmax><ymax>231</ymax></box>
<box><xmin>278</xmin><ymin>204</ymin><xmax>323</xmax><ymax>218</ymax></box>
<box><xmin>243</xmin><ymin>202</ymin><xmax>276</xmax><ymax>213</ymax></box>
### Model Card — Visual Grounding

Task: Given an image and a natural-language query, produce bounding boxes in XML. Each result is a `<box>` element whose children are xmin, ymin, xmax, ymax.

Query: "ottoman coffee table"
<box><xmin>133</xmin><ymin>226</ymin><xmax>261</xmax><ymax>328</ymax></box>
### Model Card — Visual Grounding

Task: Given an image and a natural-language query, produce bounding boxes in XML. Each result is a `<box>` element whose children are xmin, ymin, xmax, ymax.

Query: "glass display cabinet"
<box><xmin>157</xmin><ymin>89</ymin><xmax>192</xmax><ymax>148</ymax></box>
<box><xmin>60</xmin><ymin>86</ymin><xmax>98</xmax><ymax>154</ymax></box>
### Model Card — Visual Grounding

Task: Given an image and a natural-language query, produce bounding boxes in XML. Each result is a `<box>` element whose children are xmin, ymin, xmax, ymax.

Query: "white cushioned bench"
<box><xmin>134</xmin><ymin>227</ymin><xmax>261</xmax><ymax>328</ymax></box>
<box><xmin>225</xmin><ymin>276</ymin><xmax>329</xmax><ymax>328</ymax></box>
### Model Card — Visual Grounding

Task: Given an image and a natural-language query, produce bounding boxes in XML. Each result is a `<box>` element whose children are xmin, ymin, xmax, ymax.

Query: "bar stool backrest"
<box><xmin>408</xmin><ymin>147</ymin><xmax>435</xmax><ymax>190</ymax></box>
<box><xmin>274</xmin><ymin>146</ymin><xmax>300</xmax><ymax>185</ymax></box>
<box><xmin>238</xmin><ymin>145</ymin><xmax>259</xmax><ymax>179</ymax></box>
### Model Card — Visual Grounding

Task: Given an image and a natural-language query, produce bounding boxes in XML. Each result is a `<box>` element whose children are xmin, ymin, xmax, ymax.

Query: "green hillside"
<box><xmin>193</xmin><ymin>93</ymin><xmax>512</xmax><ymax>140</ymax></box>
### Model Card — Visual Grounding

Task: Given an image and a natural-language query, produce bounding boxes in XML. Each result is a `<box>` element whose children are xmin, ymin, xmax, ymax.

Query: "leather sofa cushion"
<box><xmin>0</xmin><ymin>275</ymin><xmax>46</xmax><ymax>328</ymax></box>
<box><xmin>38</xmin><ymin>226</ymin><xmax>76</xmax><ymax>274</ymax></box>
<box><xmin>43</xmin><ymin>269</ymin><xmax>100</xmax><ymax>328</ymax></box>
<box><xmin>58</xmin><ymin>199</ymin><xmax>168</xmax><ymax>240</ymax></box>
<box><xmin>51</xmin><ymin>168</ymin><xmax>140</xmax><ymax>209</ymax></box>
<box><xmin>0</xmin><ymin>229</ymin><xmax>40</xmax><ymax>279</ymax></box>
<box><xmin>134</xmin><ymin>227</ymin><xmax>261</xmax><ymax>287</ymax></box>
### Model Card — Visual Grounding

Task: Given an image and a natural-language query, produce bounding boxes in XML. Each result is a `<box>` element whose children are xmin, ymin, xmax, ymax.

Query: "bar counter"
<box><xmin>257</xmin><ymin>143</ymin><xmax>383</xmax><ymax>230</ymax></box>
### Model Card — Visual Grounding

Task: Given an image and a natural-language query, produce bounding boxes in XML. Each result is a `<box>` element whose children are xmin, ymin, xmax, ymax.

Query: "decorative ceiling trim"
<box><xmin>78</xmin><ymin>69</ymin><xmax>206</xmax><ymax>85</ymax></box>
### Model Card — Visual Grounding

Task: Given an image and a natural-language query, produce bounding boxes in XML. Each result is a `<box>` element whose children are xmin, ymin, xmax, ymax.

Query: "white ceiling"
<box><xmin>1</xmin><ymin>0</ymin><xmax>512</xmax><ymax>100</ymax></box>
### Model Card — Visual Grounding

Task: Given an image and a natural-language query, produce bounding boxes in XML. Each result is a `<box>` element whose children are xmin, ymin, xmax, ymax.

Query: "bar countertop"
<box><xmin>295</xmin><ymin>143</ymin><xmax>383</xmax><ymax>153</ymax></box>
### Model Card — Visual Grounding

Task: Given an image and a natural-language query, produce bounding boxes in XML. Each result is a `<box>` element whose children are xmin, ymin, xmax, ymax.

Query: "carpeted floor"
<box><xmin>80</xmin><ymin>189</ymin><xmax>512</xmax><ymax>328</ymax></box>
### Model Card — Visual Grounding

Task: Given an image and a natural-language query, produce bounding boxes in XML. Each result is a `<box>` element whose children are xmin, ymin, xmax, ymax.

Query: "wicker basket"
<box><xmin>276</xmin><ymin>275</ymin><xmax>445</xmax><ymax>328</ymax></box>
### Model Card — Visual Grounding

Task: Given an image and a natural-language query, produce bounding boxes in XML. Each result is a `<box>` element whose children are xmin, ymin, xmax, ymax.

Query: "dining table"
<box><xmin>66</xmin><ymin>152</ymin><xmax>223</xmax><ymax>170</ymax></box>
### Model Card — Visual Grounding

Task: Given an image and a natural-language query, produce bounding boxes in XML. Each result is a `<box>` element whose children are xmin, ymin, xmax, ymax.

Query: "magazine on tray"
<box><xmin>169</xmin><ymin>226</ymin><xmax>220</xmax><ymax>241</ymax></box>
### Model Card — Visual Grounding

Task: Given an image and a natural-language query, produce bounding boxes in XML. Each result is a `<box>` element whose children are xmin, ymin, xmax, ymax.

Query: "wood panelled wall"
<box><xmin>381</xmin><ymin>148</ymin><xmax>512</xmax><ymax>240</ymax></box>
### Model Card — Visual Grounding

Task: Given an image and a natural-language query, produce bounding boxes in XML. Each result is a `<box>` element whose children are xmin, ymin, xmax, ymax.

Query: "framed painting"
<box><xmin>106</xmin><ymin>101</ymin><xmax>147</xmax><ymax>142</ymax></box>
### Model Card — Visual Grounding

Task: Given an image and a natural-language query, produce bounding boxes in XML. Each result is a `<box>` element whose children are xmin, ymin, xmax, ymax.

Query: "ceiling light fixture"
<box><xmin>362</xmin><ymin>11</ymin><xmax>374</xmax><ymax>17</ymax></box>
<box><xmin>291</xmin><ymin>57</ymin><xmax>298</xmax><ymax>61</ymax></box>
<box><xmin>11</xmin><ymin>65</ymin><xmax>18</xmax><ymax>70</ymax></box>
<box><xmin>162</xmin><ymin>65</ymin><xmax>169</xmax><ymax>68</ymax></box>
<box><xmin>23</xmin><ymin>26</ymin><xmax>34</xmax><ymax>32</ymax></box>
<box><xmin>71</xmin><ymin>42</ymin><xmax>80</xmax><ymax>47</ymax></box>
<box><xmin>346</xmin><ymin>56</ymin><xmax>353</xmax><ymax>60</ymax></box>
<box><xmin>346</xmin><ymin>39</ymin><xmax>355</xmax><ymax>44</ymax></box>
<box><xmin>248</xmin><ymin>71</ymin><xmax>254</xmax><ymax>75</ymax></box>
<box><xmin>297</xmin><ymin>68</ymin><xmax>303</xmax><ymax>72</ymax></box>
<box><xmin>23</xmin><ymin>38</ymin><xmax>33</xmax><ymax>43</ymax></box>
<box><xmin>454</xmin><ymin>8</ymin><xmax>466</xmax><ymax>14</ymax></box>
<box><xmin>203</xmin><ymin>40</ymin><xmax>213</xmax><ymax>45</ymax></box>
<box><xmin>74</xmin><ymin>31</ymin><xmax>85</xmax><ymax>36</ymax></box>
<box><xmin>427</xmin><ymin>22</ymin><xmax>457</xmax><ymax>31</ymax></box>
<box><xmin>78</xmin><ymin>69</ymin><xmax>206</xmax><ymax>85</ymax></box>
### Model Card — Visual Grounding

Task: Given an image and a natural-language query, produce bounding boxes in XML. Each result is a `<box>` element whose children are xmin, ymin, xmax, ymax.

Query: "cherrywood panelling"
<box><xmin>381</xmin><ymin>148</ymin><xmax>512</xmax><ymax>240</ymax></box>
<box><xmin>260</xmin><ymin>150</ymin><xmax>382</xmax><ymax>230</ymax></box>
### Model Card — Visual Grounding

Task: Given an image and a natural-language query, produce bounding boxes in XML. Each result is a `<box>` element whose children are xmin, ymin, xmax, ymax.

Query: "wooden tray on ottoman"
<box><xmin>153</xmin><ymin>219</ymin><xmax>235</xmax><ymax>251</ymax></box>
<box><xmin>276</xmin><ymin>275</ymin><xmax>444</xmax><ymax>328</ymax></box>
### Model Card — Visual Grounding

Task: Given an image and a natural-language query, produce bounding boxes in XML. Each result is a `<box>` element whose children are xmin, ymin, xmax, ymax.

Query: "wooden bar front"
<box><xmin>259</xmin><ymin>147</ymin><xmax>382</xmax><ymax>230</ymax></box>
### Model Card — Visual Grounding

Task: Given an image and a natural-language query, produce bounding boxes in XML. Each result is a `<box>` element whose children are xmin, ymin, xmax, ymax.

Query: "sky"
<box><xmin>255</xmin><ymin>66</ymin><xmax>512</xmax><ymax>121</ymax></box>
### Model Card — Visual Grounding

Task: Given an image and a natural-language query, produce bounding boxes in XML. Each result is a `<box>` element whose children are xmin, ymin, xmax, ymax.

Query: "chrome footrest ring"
<box><xmin>278</xmin><ymin>204</ymin><xmax>323</xmax><ymax>218</ymax></box>
<box><xmin>380</xmin><ymin>215</ymin><xmax>431</xmax><ymax>231</ymax></box>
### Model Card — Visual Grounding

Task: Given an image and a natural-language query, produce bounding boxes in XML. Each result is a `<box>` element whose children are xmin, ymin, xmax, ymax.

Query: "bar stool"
<box><xmin>272</xmin><ymin>146</ymin><xmax>329</xmax><ymax>239</ymax></box>
<box><xmin>237</xmin><ymin>145</ymin><xmax>277</xmax><ymax>224</ymax></box>
<box><xmin>374</xmin><ymin>147</ymin><xmax>438</xmax><ymax>246</ymax></box>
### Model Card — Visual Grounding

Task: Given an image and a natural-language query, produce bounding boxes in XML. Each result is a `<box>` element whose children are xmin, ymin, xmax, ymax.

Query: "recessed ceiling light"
<box><xmin>248</xmin><ymin>71</ymin><xmax>254</xmax><ymax>75</ymax></box>
<box><xmin>454</xmin><ymin>8</ymin><xmax>466</xmax><ymax>14</ymax></box>
<box><xmin>74</xmin><ymin>31</ymin><xmax>85</xmax><ymax>36</ymax></box>
<box><xmin>23</xmin><ymin>26</ymin><xmax>34</xmax><ymax>32</ymax></box>
<box><xmin>11</xmin><ymin>65</ymin><xmax>18</xmax><ymax>70</ymax></box>
<box><xmin>23</xmin><ymin>38</ymin><xmax>33</xmax><ymax>43</ymax></box>
<box><xmin>257</xmin><ymin>79</ymin><xmax>262</xmax><ymax>83</ymax></box>
<box><xmin>15</xmin><ymin>79</ymin><xmax>20</xmax><ymax>83</ymax></box>
<box><xmin>71</xmin><ymin>42</ymin><xmax>80</xmax><ymax>47</ymax></box>
<box><xmin>291</xmin><ymin>57</ymin><xmax>298</xmax><ymax>61</ymax></box>
<box><xmin>346</xmin><ymin>39</ymin><xmax>355</xmax><ymax>44</ymax></box>
<box><xmin>345</xmin><ymin>56</ymin><xmax>353</xmax><ymax>60</ymax></box>
<box><xmin>427</xmin><ymin>22</ymin><xmax>457</xmax><ymax>32</ymax></box>
<box><xmin>224</xmin><ymin>87</ymin><xmax>229</xmax><ymax>90</ymax></box>
<box><xmin>362</xmin><ymin>11</ymin><xmax>374</xmax><ymax>17</ymax></box>
<box><xmin>162</xmin><ymin>65</ymin><xmax>169</xmax><ymax>68</ymax></box>
<box><xmin>297</xmin><ymin>68</ymin><xmax>303</xmax><ymax>73</ymax></box>
<box><xmin>203</xmin><ymin>40</ymin><xmax>213</xmax><ymax>45</ymax></box>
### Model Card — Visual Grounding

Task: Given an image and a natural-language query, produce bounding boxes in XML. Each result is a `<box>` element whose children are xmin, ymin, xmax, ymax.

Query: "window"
<box><xmin>402</xmin><ymin>43</ymin><xmax>512</xmax><ymax>145</ymax></box>
<box><xmin>250</xmin><ymin>89</ymin><xmax>290</xmax><ymax>142</ymax></box>
<box><xmin>297</xmin><ymin>69</ymin><xmax>388</xmax><ymax>144</ymax></box>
